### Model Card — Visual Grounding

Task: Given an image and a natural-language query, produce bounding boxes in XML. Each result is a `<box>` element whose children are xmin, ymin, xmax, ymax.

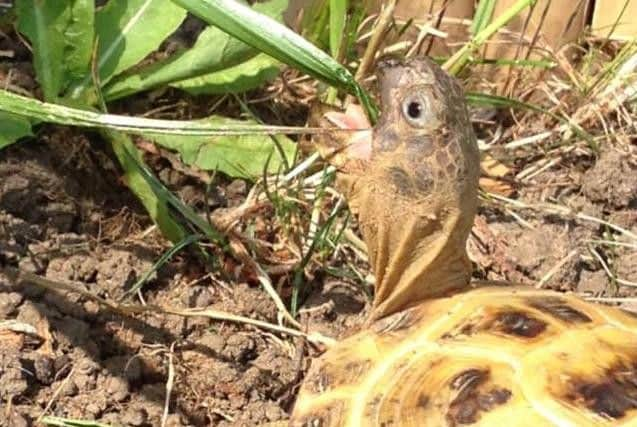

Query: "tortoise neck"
<box><xmin>363</xmin><ymin>207</ymin><xmax>473</xmax><ymax>321</ymax></box>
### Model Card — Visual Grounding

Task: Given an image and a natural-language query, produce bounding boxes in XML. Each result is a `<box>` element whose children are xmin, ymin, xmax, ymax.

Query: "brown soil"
<box><xmin>0</xmin><ymin>129</ymin><xmax>370</xmax><ymax>426</ymax></box>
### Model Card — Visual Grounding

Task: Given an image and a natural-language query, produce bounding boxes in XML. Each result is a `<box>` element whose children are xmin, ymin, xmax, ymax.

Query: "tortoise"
<box><xmin>290</xmin><ymin>58</ymin><xmax>637</xmax><ymax>426</ymax></box>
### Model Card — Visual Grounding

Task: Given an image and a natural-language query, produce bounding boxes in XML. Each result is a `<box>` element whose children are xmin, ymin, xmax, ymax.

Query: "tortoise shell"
<box><xmin>290</xmin><ymin>58</ymin><xmax>637</xmax><ymax>426</ymax></box>
<box><xmin>291</xmin><ymin>286</ymin><xmax>637</xmax><ymax>426</ymax></box>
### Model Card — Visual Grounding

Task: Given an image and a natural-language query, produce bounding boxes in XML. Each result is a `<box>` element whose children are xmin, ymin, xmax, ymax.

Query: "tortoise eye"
<box><xmin>401</xmin><ymin>92</ymin><xmax>434</xmax><ymax>128</ymax></box>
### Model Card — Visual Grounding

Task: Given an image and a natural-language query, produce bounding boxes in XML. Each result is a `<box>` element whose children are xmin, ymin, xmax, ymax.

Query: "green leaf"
<box><xmin>147</xmin><ymin>116</ymin><xmax>297</xmax><ymax>178</ymax></box>
<box><xmin>64</xmin><ymin>0</ymin><xmax>95</xmax><ymax>81</ymax></box>
<box><xmin>171</xmin><ymin>0</ymin><xmax>378</xmax><ymax>122</ymax></box>
<box><xmin>16</xmin><ymin>0</ymin><xmax>70</xmax><ymax>101</ymax></box>
<box><xmin>444</xmin><ymin>0</ymin><xmax>536</xmax><ymax>75</ymax></box>
<box><xmin>68</xmin><ymin>0</ymin><xmax>187</xmax><ymax>98</ymax></box>
<box><xmin>0</xmin><ymin>113</ymin><xmax>33</xmax><ymax>149</ymax></box>
<box><xmin>171</xmin><ymin>54</ymin><xmax>281</xmax><ymax>95</ymax></box>
<box><xmin>103</xmin><ymin>0</ymin><xmax>286</xmax><ymax>101</ymax></box>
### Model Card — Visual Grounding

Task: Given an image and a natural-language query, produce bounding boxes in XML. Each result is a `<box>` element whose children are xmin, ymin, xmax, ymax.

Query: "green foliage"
<box><xmin>171</xmin><ymin>0</ymin><xmax>378</xmax><ymax>121</ymax></box>
<box><xmin>103</xmin><ymin>0</ymin><xmax>287</xmax><ymax>100</ymax></box>
<box><xmin>171</xmin><ymin>54</ymin><xmax>281</xmax><ymax>96</ymax></box>
<box><xmin>329</xmin><ymin>0</ymin><xmax>347</xmax><ymax>59</ymax></box>
<box><xmin>3</xmin><ymin>0</ymin><xmax>541</xmax><ymax>247</ymax></box>
<box><xmin>470</xmin><ymin>0</ymin><xmax>497</xmax><ymax>35</ymax></box>
<box><xmin>16</xmin><ymin>0</ymin><xmax>72</xmax><ymax>101</ymax></box>
<box><xmin>4</xmin><ymin>0</ymin><xmax>307</xmax><ymax>243</ymax></box>
<box><xmin>0</xmin><ymin>113</ymin><xmax>32</xmax><ymax>148</ymax></box>
<box><xmin>444</xmin><ymin>0</ymin><xmax>537</xmax><ymax>75</ymax></box>
<box><xmin>147</xmin><ymin>116</ymin><xmax>297</xmax><ymax>178</ymax></box>
<box><xmin>64</xmin><ymin>0</ymin><xmax>95</xmax><ymax>82</ymax></box>
<box><xmin>68</xmin><ymin>0</ymin><xmax>187</xmax><ymax>99</ymax></box>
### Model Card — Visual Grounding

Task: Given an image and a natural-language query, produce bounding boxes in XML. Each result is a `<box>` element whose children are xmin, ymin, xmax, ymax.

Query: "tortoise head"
<box><xmin>320</xmin><ymin>58</ymin><xmax>480</xmax><ymax>320</ymax></box>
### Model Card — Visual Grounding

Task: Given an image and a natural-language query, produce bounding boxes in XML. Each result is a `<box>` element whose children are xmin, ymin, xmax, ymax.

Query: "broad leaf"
<box><xmin>102</xmin><ymin>0</ymin><xmax>287</xmax><ymax>101</ymax></box>
<box><xmin>147</xmin><ymin>116</ymin><xmax>297</xmax><ymax>178</ymax></box>
<box><xmin>16</xmin><ymin>0</ymin><xmax>70</xmax><ymax>101</ymax></box>
<box><xmin>171</xmin><ymin>54</ymin><xmax>280</xmax><ymax>95</ymax></box>
<box><xmin>68</xmin><ymin>0</ymin><xmax>187</xmax><ymax>98</ymax></box>
<box><xmin>0</xmin><ymin>113</ymin><xmax>33</xmax><ymax>149</ymax></box>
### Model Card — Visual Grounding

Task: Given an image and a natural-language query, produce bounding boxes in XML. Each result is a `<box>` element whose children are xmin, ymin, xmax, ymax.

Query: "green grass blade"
<box><xmin>124</xmin><ymin>234</ymin><xmax>201</xmax><ymax>298</ymax></box>
<box><xmin>444</xmin><ymin>0</ymin><xmax>536</xmax><ymax>75</ymax></box>
<box><xmin>116</xmin><ymin>138</ymin><xmax>223</xmax><ymax>241</ymax></box>
<box><xmin>329</xmin><ymin>0</ymin><xmax>347</xmax><ymax>59</ymax></box>
<box><xmin>170</xmin><ymin>0</ymin><xmax>378</xmax><ymax>121</ymax></box>
<box><xmin>0</xmin><ymin>89</ymin><xmax>356</xmax><ymax>136</ymax></box>
<box><xmin>470</xmin><ymin>0</ymin><xmax>497</xmax><ymax>35</ymax></box>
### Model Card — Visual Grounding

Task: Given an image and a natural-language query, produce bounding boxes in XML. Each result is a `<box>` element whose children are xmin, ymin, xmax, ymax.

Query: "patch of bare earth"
<box><xmin>0</xmin><ymin>130</ymin><xmax>368</xmax><ymax>426</ymax></box>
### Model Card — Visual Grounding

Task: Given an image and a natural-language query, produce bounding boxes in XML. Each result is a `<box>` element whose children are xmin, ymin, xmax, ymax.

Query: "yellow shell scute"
<box><xmin>291</xmin><ymin>287</ymin><xmax>637</xmax><ymax>426</ymax></box>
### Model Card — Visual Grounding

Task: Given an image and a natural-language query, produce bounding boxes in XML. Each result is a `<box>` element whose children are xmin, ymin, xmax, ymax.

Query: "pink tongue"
<box><xmin>324</xmin><ymin>104</ymin><xmax>373</xmax><ymax>161</ymax></box>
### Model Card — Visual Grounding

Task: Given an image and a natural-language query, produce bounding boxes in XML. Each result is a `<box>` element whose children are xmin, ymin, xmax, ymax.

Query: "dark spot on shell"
<box><xmin>447</xmin><ymin>369</ymin><xmax>512</xmax><ymax>426</ymax></box>
<box><xmin>418</xmin><ymin>394</ymin><xmax>430</xmax><ymax>408</ymax></box>
<box><xmin>527</xmin><ymin>297</ymin><xmax>592</xmax><ymax>324</ymax></box>
<box><xmin>448</xmin><ymin>400</ymin><xmax>479</xmax><ymax>425</ymax></box>
<box><xmin>372</xmin><ymin>309</ymin><xmax>420</xmax><ymax>334</ymax></box>
<box><xmin>477</xmin><ymin>388</ymin><xmax>512</xmax><ymax>411</ymax></box>
<box><xmin>451</xmin><ymin>369</ymin><xmax>489</xmax><ymax>390</ymax></box>
<box><xmin>494</xmin><ymin>311</ymin><xmax>547</xmax><ymax>338</ymax></box>
<box><xmin>566</xmin><ymin>361</ymin><xmax>637</xmax><ymax>419</ymax></box>
<box><xmin>387</xmin><ymin>166</ymin><xmax>414</xmax><ymax>196</ymax></box>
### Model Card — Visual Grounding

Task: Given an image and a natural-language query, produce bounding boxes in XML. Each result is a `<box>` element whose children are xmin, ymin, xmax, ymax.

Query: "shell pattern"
<box><xmin>291</xmin><ymin>286</ymin><xmax>637</xmax><ymax>426</ymax></box>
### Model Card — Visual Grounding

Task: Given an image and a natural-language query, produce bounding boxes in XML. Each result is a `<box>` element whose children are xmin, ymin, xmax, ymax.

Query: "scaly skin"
<box><xmin>290</xmin><ymin>58</ymin><xmax>637</xmax><ymax>426</ymax></box>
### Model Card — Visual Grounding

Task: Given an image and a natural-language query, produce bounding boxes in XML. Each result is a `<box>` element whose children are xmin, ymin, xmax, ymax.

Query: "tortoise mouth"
<box><xmin>321</xmin><ymin>104</ymin><xmax>374</xmax><ymax>165</ymax></box>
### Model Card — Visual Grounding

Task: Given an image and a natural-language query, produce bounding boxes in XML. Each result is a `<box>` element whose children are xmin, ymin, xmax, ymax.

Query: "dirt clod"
<box><xmin>582</xmin><ymin>149</ymin><xmax>637</xmax><ymax>209</ymax></box>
